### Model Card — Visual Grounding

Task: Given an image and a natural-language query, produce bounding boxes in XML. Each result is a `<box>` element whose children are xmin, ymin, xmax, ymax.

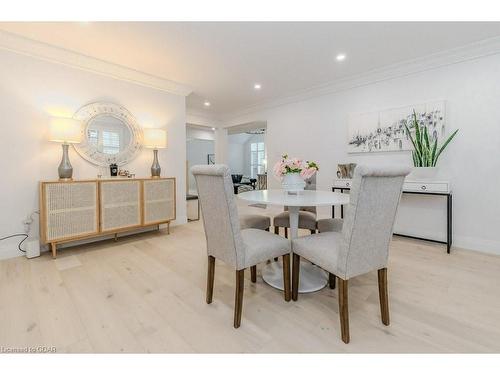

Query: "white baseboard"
<box><xmin>0</xmin><ymin>216</ymin><xmax>189</xmax><ymax>261</ymax></box>
<box><xmin>453</xmin><ymin>235</ymin><xmax>500</xmax><ymax>256</ymax></box>
<box><xmin>0</xmin><ymin>244</ymin><xmax>24</xmax><ymax>260</ymax></box>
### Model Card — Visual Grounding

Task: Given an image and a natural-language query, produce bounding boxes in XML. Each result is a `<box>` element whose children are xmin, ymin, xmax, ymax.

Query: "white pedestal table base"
<box><xmin>261</xmin><ymin>259</ymin><xmax>328</xmax><ymax>293</ymax></box>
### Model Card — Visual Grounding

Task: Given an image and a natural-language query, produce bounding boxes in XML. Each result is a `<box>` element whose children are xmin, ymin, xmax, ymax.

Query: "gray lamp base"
<box><xmin>151</xmin><ymin>149</ymin><xmax>161</xmax><ymax>178</ymax></box>
<box><xmin>58</xmin><ymin>143</ymin><xmax>73</xmax><ymax>180</ymax></box>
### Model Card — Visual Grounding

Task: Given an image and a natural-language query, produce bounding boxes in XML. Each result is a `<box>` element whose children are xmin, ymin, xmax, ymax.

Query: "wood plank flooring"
<box><xmin>1</xmin><ymin>202</ymin><xmax>500</xmax><ymax>353</ymax></box>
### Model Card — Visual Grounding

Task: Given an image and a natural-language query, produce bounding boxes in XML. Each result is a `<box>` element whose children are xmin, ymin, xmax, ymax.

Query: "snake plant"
<box><xmin>404</xmin><ymin>110</ymin><xmax>459</xmax><ymax>167</ymax></box>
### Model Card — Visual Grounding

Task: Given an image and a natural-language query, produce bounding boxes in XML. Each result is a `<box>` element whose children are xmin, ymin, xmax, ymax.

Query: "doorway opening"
<box><xmin>226</xmin><ymin>121</ymin><xmax>267</xmax><ymax>194</ymax></box>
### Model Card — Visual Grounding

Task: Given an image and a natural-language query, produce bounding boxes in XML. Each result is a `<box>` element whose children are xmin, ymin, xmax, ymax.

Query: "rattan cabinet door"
<box><xmin>100</xmin><ymin>180</ymin><xmax>141</xmax><ymax>232</ymax></box>
<box><xmin>42</xmin><ymin>181</ymin><xmax>99</xmax><ymax>242</ymax></box>
<box><xmin>143</xmin><ymin>178</ymin><xmax>176</xmax><ymax>225</ymax></box>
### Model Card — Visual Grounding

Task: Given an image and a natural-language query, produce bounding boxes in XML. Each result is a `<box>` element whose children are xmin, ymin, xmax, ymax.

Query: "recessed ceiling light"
<box><xmin>254</xmin><ymin>83</ymin><xmax>262</xmax><ymax>90</ymax></box>
<box><xmin>336</xmin><ymin>53</ymin><xmax>346</xmax><ymax>62</ymax></box>
<box><xmin>204</xmin><ymin>101</ymin><xmax>211</xmax><ymax>107</ymax></box>
<box><xmin>211</xmin><ymin>127</ymin><xmax>216</xmax><ymax>131</ymax></box>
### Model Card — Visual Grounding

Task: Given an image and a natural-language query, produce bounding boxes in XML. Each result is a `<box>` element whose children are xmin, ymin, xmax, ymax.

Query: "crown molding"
<box><xmin>0</xmin><ymin>29</ymin><xmax>193</xmax><ymax>97</ymax></box>
<box><xmin>186</xmin><ymin>109</ymin><xmax>224</xmax><ymax>126</ymax></box>
<box><xmin>221</xmin><ymin>35</ymin><xmax>500</xmax><ymax>122</ymax></box>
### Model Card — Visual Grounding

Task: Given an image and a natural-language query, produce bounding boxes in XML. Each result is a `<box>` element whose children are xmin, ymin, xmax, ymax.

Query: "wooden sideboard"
<box><xmin>39</xmin><ymin>177</ymin><xmax>176</xmax><ymax>258</ymax></box>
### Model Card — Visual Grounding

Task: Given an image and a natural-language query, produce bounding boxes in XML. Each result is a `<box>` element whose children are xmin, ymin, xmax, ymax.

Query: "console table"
<box><xmin>332</xmin><ymin>179</ymin><xmax>452</xmax><ymax>253</ymax></box>
<box><xmin>40</xmin><ymin>177</ymin><xmax>176</xmax><ymax>258</ymax></box>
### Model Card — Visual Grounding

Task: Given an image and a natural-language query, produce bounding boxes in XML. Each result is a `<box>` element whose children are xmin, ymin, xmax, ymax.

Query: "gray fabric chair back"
<box><xmin>339</xmin><ymin>165</ymin><xmax>410</xmax><ymax>279</ymax></box>
<box><xmin>191</xmin><ymin>164</ymin><xmax>244</xmax><ymax>268</ymax></box>
<box><xmin>285</xmin><ymin>175</ymin><xmax>317</xmax><ymax>213</ymax></box>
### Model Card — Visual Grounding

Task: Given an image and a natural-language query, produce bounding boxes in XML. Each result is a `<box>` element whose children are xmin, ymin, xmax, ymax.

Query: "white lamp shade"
<box><xmin>143</xmin><ymin>128</ymin><xmax>167</xmax><ymax>149</ymax></box>
<box><xmin>49</xmin><ymin>117</ymin><xmax>81</xmax><ymax>144</ymax></box>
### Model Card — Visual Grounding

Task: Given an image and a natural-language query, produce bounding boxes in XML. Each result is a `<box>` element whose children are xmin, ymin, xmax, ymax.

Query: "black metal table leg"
<box><xmin>447</xmin><ymin>193</ymin><xmax>452</xmax><ymax>254</ymax></box>
<box><xmin>331</xmin><ymin>187</ymin><xmax>336</xmax><ymax>218</ymax></box>
<box><xmin>340</xmin><ymin>188</ymin><xmax>344</xmax><ymax>219</ymax></box>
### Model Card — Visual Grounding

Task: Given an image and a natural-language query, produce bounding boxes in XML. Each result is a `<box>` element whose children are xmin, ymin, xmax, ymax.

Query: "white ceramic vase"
<box><xmin>282</xmin><ymin>172</ymin><xmax>306</xmax><ymax>192</ymax></box>
<box><xmin>407</xmin><ymin>166</ymin><xmax>439</xmax><ymax>181</ymax></box>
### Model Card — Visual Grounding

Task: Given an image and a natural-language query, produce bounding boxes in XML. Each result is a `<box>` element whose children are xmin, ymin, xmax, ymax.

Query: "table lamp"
<box><xmin>48</xmin><ymin>117</ymin><xmax>81</xmax><ymax>180</ymax></box>
<box><xmin>143</xmin><ymin>128</ymin><xmax>167</xmax><ymax>178</ymax></box>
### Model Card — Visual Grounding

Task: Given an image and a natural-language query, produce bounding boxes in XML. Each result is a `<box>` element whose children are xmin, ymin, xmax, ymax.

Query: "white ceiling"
<box><xmin>2</xmin><ymin>22</ymin><xmax>500</xmax><ymax>116</ymax></box>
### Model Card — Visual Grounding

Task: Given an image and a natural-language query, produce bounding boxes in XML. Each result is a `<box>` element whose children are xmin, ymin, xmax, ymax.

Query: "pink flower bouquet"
<box><xmin>273</xmin><ymin>154</ymin><xmax>319</xmax><ymax>180</ymax></box>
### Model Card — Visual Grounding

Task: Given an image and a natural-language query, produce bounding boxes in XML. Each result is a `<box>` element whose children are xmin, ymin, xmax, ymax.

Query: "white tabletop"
<box><xmin>238</xmin><ymin>189</ymin><xmax>350</xmax><ymax>207</ymax></box>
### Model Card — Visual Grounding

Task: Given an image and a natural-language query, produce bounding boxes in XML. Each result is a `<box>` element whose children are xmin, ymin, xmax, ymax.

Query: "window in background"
<box><xmin>87</xmin><ymin>129</ymin><xmax>98</xmax><ymax>146</ymax></box>
<box><xmin>102</xmin><ymin>131</ymin><xmax>120</xmax><ymax>154</ymax></box>
<box><xmin>250</xmin><ymin>142</ymin><xmax>265</xmax><ymax>178</ymax></box>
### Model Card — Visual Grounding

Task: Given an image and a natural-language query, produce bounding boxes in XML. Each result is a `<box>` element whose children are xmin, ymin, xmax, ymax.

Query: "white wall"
<box><xmin>186</xmin><ymin>139</ymin><xmax>215</xmax><ymax>193</ymax></box>
<box><xmin>227</xmin><ymin>133</ymin><xmax>249</xmax><ymax>174</ymax></box>
<box><xmin>186</xmin><ymin>126</ymin><xmax>215</xmax><ymax>193</ymax></box>
<box><xmin>0</xmin><ymin>48</ymin><xmax>188</xmax><ymax>259</ymax></box>
<box><xmin>224</xmin><ymin>53</ymin><xmax>500</xmax><ymax>255</ymax></box>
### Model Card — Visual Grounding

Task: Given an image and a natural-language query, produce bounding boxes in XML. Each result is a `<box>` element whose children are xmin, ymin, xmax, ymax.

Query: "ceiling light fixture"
<box><xmin>211</xmin><ymin>127</ymin><xmax>216</xmax><ymax>131</ymax></box>
<box><xmin>204</xmin><ymin>101</ymin><xmax>211</xmax><ymax>107</ymax></box>
<box><xmin>336</xmin><ymin>53</ymin><xmax>346</xmax><ymax>62</ymax></box>
<box><xmin>254</xmin><ymin>83</ymin><xmax>262</xmax><ymax>90</ymax></box>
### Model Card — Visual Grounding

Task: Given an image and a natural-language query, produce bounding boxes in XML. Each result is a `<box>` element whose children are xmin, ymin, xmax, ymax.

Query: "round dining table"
<box><xmin>238</xmin><ymin>189</ymin><xmax>350</xmax><ymax>293</ymax></box>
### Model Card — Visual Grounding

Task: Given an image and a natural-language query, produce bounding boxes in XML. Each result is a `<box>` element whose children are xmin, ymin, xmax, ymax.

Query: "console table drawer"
<box><xmin>333</xmin><ymin>179</ymin><xmax>352</xmax><ymax>188</ymax></box>
<box><xmin>403</xmin><ymin>182</ymin><xmax>450</xmax><ymax>193</ymax></box>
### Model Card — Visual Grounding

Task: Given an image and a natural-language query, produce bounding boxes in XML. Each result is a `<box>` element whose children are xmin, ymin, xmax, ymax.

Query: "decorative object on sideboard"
<box><xmin>143</xmin><ymin>128</ymin><xmax>167</xmax><ymax>178</ymax></box>
<box><xmin>109</xmin><ymin>163</ymin><xmax>118</xmax><ymax>176</ymax></box>
<box><xmin>404</xmin><ymin>110</ymin><xmax>459</xmax><ymax>180</ymax></box>
<box><xmin>348</xmin><ymin>101</ymin><xmax>445</xmax><ymax>153</ymax></box>
<box><xmin>118</xmin><ymin>169</ymin><xmax>135</xmax><ymax>178</ymax></box>
<box><xmin>273</xmin><ymin>154</ymin><xmax>319</xmax><ymax>193</ymax></box>
<box><xmin>73</xmin><ymin>102</ymin><xmax>143</xmax><ymax>166</ymax></box>
<box><xmin>336</xmin><ymin>163</ymin><xmax>357</xmax><ymax>179</ymax></box>
<box><xmin>48</xmin><ymin>117</ymin><xmax>82</xmax><ymax>180</ymax></box>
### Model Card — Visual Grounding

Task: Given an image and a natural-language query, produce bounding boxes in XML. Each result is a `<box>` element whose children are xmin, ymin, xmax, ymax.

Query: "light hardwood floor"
<box><xmin>1</xmin><ymin>202</ymin><xmax>500</xmax><ymax>353</ymax></box>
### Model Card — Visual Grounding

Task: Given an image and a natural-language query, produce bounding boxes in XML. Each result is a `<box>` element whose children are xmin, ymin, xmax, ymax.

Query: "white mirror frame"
<box><xmin>73</xmin><ymin>102</ymin><xmax>143</xmax><ymax>166</ymax></box>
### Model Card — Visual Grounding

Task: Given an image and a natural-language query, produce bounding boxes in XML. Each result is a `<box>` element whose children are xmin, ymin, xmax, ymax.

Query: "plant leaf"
<box><xmin>434</xmin><ymin>129</ymin><xmax>459</xmax><ymax>166</ymax></box>
<box><xmin>430</xmin><ymin>138</ymin><xmax>438</xmax><ymax>166</ymax></box>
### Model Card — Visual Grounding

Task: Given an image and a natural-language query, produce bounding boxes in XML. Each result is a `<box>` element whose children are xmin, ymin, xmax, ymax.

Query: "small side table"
<box><xmin>332</xmin><ymin>179</ymin><xmax>453</xmax><ymax>254</ymax></box>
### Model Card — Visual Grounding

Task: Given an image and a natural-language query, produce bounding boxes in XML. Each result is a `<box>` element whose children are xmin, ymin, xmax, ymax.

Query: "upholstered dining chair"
<box><xmin>291</xmin><ymin>165</ymin><xmax>410</xmax><ymax>343</ymax></box>
<box><xmin>273</xmin><ymin>175</ymin><xmax>317</xmax><ymax>237</ymax></box>
<box><xmin>316</xmin><ymin>218</ymin><xmax>344</xmax><ymax>233</ymax></box>
<box><xmin>191</xmin><ymin>164</ymin><xmax>291</xmax><ymax>328</ymax></box>
<box><xmin>240</xmin><ymin>214</ymin><xmax>271</xmax><ymax>232</ymax></box>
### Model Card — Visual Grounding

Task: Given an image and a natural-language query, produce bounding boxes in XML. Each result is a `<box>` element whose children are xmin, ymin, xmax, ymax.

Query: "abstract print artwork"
<box><xmin>347</xmin><ymin>101</ymin><xmax>445</xmax><ymax>153</ymax></box>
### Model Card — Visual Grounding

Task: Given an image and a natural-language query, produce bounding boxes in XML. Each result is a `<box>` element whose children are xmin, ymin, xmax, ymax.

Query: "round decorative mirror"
<box><xmin>73</xmin><ymin>102</ymin><xmax>143</xmax><ymax>166</ymax></box>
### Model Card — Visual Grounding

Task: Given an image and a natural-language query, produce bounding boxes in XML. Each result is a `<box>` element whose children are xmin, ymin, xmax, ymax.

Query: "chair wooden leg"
<box><xmin>265</xmin><ymin>227</ymin><xmax>269</xmax><ymax>232</ymax></box>
<box><xmin>292</xmin><ymin>254</ymin><xmax>300</xmax><ymax>301</ymax></box>
<box><xmin>251</xmin><ymin>265</ymin><xmax>257</xmax><ymax>283</ymax></box>
<box><xmin>273</xmin><ymin>230</ymin><xmax>279</xmax><ymax>262</ymax></box>
<box><xmin>206</xmin><ymin>256</ymin><xmax>215</xmax><ymax>304</ymax></box>
<box><xmin>282</xmin><ymin>254</ymin><xmax>291</xmax><ymax>302</ymax></box>
<box><xmin>378</xmin><ymin>268</ymin><xmax>390</xmax><ymax>326</ymax></box>
<box><xmin>234</xmin><ymin>269</ymin><xmax>245</xmax><ymax>328</ymax></box>
<box><xmin>338</xmin><ymin>278</ymin><xmax>350</xmax><ymax>344</ymax></box>
<box><xmin>284</xmin><ymin>227</ymin><xmax>288</xmax><ymax>239</ymax></box>
<box><xmin>310</xmin><ymin>229</ymin><xmax>316</xmax><ymax>234</ymax></box>
<box><xmin>329</xmin><ymin>273</ymin><xmax>336</xmax><ymax>289</ymax></box>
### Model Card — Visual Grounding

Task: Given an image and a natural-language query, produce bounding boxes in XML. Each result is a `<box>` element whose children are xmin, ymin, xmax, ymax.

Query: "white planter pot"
<box><xmin>408</xmin><ymin>167</ymin><xmax>439</xmax><ymax>181</ymax></box>
<box><xmin>281</xmin><ymin>173</ymin><xmax>306</xmax><ymax>192</ymax></box>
